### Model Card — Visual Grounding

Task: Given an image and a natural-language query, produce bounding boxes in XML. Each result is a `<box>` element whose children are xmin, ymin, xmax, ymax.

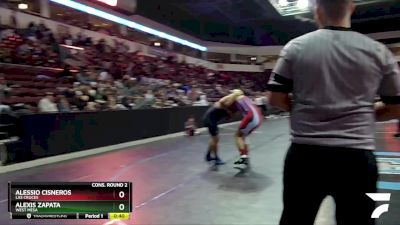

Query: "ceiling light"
<box><xmin>60</xmin><ymin>44</ymin><xmax>85</xmax><ymax>51</ymax></box>
<box><xmin>95</xmin><ymin>0</ymin><xmax>118</xmax><ymax>7</ymax></box>
<box><xmin>278</xmin><ymin>0</ymin><xmax>288</xmax><ymax>7</ymax></box>
<box><xmin>297</xmin><ymin>0</ymin><xmax>309</xmax><ymax>9</ymax></box>
<box><xmin>18</xmin><ymin>3</ymin><xmax>28</xmax><ymax>10</ymax></box>
<box><xmin>49</xmin><ymin>0</ymin><xmax>207</xmax><ymax>51</ymax></box>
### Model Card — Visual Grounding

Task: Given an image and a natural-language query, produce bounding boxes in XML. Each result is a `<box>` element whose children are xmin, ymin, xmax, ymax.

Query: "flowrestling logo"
<box><xmin>366</xmin><ymin>193</ymin><xmax>391</xmax><ymax>218</ymax></box>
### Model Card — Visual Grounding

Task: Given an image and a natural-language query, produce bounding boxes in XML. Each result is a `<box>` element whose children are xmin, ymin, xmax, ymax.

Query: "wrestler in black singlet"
<box><xmin>203</xmin><ymin>106</ymin><xmax>229</xmax><ymax>137</ymax></box>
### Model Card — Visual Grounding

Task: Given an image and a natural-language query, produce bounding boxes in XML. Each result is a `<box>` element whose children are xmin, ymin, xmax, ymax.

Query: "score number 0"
<box><xmin>118</xmin><ymin>191</ymin><xmax>125</xmax><ymax>211</ymax></box>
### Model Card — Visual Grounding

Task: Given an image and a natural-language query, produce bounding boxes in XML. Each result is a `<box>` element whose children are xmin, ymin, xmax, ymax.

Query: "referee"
<box><xmin>267</xmin><ymin>0</ymin><xmax>400</xmax><ymax>225</ymax></box>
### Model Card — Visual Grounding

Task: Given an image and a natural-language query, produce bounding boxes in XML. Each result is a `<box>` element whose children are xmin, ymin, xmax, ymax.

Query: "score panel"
<box><xmin>8</xmin><ymin>182</ymin><xmax>132</xmax><ymax>220</ymax></box>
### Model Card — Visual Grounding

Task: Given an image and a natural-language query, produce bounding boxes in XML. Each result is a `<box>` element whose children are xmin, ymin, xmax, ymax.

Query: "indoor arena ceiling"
<box><xmin>134</xmin><ymin>0</ymin><xmax>400</xmax><ymax>45</ymax></box>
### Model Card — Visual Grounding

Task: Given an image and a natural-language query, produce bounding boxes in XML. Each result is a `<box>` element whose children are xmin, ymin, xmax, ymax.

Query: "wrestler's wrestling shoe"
<box><xmin>205</xmin><ymin>151</ymin><xmax>213</xmax><ymax>162</ymax></box>
<box><xmin>206</xmin><ymin>151</ymin><xmax>225</xmax><ymax>165</ymax></box>
<box><xmin>234</xmin><ymin>155</ymin><xmax>249</xmax><ymax>170</ymax></box>
<box><xmin>214</xmin><ymin>157</ymin><xmax>225</xmax><ymax>166</ymax></box>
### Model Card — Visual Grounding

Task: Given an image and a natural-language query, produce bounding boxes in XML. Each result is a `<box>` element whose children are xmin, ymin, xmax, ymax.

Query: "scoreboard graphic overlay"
<box><xmin>8</xmin><ymin>182</ymin><xmax>132</xmax><ymax>220</ymax></box>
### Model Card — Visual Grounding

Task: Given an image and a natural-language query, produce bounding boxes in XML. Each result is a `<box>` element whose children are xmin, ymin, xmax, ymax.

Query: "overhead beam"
<box><xmin>270</xmin><ymin>0</ymin><xmax>395</xmax><ymax>16</ymax></box>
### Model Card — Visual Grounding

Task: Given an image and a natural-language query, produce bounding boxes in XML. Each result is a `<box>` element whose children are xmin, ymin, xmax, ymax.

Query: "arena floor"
<box><xmin>0</xmin><ymin>118</ymin><xmax>399</xmax><ymax>225</ymax></box>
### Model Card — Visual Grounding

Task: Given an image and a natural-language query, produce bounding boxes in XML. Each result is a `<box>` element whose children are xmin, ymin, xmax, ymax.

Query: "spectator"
<box><xmin>95</xmin><ymin>99</ymin><xmax>107</xmax><ymax>110</ymax></box>
<box><xmin>118</xmin><ymin>76</ymin><xmax>138</xmax><ymax>97</ymax></box>
<box><xmin>135</xmin><ymin>89</ymin><xmax>155</xmax><ymax>109</ymax></box>
<box><xmin>0</xmin><ymin>17</ymin><xmax>271</xmax><ymax>111</ymax></box>
<box><xmin>0</xmin><ymin>28</ymin><xmax>14</xmax><ymax>40</ymax></box>
<box><xmin>96</xmin><ymin>39</ymin><xmax>106</xmax><ymax>53</ymax></box>
<box><xmin>58</xmin><ymin>64</ymin><xmax>73</xmax><ymax>79</ymax></box>
<box><xmin>73</xmin><ymin>95</ymin><xmax>89</xmax><ymax>111</ymax></box>
<box><xmin>17</xmin><ymin>41</ymin><xmax>30</xmax><ymax>56</ymax></box>
<box><xmin>87</xmin><ymin>88</ymin><xmax>97</xmax><ymax>101</ymax></box>
<box><xmin>185</xmin><ymin>116</ymin><xmax>197</xmax><ymax>136</ymax></box>
<box><xmin>85</xmin><ymin>101</ymin><xmax>98</xmax><ymax>111</ymax></box>
<box><xmin>76</xmin><ymin>30</ymin><xmax>87</xmax><ymax>46</ymax></box>
<box><xmin>12</xmin><ymin>103</ymin><xmax>32</xmax><ymax>116</ymax></box>
<box><xmin>57</xmin><ymin>95</ymin><xmax>71</xmax><ymax>112</ymax></box>
<box><xmin>193</xmin><ymin>95</ymin><xmax>209</xmax><ymax>106</ymax></box>
<box><xmin>177</xmin><ymin>90</ymin><xmax>191</xmax><ymax>106</ymax></box>
<box><xmin>106</xmin><ymin>95</ymin><xmax>126</xmax><ymax>110</ymax></box>
<box><xmin>87</xmin><ymin>69</ymin><xmax>98</xmax><ymax>82</ymax></box>
<box><xmin>76</xmin><ymin>67</ymin><xmax>92</xmax><ymax>85</ymax></box>
<box><xmin>0</xmin><ymin>102</ymin><xmax>11</xmax><ymax>114</ymax></box>
<box><xmin>121</xmin><ymin>96</ymin><xmax>134</xmax><ymax>109</ymax></box>
<box><xmin>25</xmin><ymin>22</ymin><xmax>37</xmax><ymax>40</ymax></box>
<box><xmin>0</xmin><ymin>76</ymin><xmax>11</xmax><ymax>99</ymax></box>
<box><xmin>38</xmin><ymin>92</ymin><xmax>58</xmax><ymax>113</ymax></box>
<box><xmin>98</xmin><ymin>68</ymin><xmax>111</xmax><ymax>81</ymax></box>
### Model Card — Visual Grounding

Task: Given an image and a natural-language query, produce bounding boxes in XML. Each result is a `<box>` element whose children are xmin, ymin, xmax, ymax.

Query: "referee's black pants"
<box><xmin>280</xmin><ymin>143</ymin><xmax>378</xmax><ymax>225</ymax></box>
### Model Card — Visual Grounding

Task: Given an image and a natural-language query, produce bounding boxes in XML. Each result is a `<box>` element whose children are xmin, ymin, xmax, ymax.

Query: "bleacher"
<box><xmin>0</xmin><ymin>64</ymin><xmax>73</xmax><ymax>110</ymax></box>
